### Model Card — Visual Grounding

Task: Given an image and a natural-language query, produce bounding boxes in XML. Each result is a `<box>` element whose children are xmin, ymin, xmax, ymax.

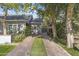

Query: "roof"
<box><xmin>29</xmin><ymin>18</ymin><xmax>43</xmax><ymax>25</ymax></box>
<box><xmin>0</xmin><ymin>15</ymin><xmax>33</xmax><ymax>21</ymax></box>
<box><xmin>31</xmin><ymin>18</ymin><xmax>43</xmax><ymax>22</ymax></box>
<box><xmin>0</xmin><ymin>15</ymin><xmax>42</xmax><ymax>25</ymax></box>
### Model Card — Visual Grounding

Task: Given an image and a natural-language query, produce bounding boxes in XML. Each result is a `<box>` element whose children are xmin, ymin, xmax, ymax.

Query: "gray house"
<box><xmin>29</xmin><ymin>18</ymin><xmax>43</xmax><ymax>35</ymax></box>
<box><xmin>0</xmin><ymin>15</ymin><xmax>43</xmax><ymax>44</ymax></box>
<box><xmin>0</xmin><ymin>15</ymin><xmax>33</xmax><ymax>35</ymax></box>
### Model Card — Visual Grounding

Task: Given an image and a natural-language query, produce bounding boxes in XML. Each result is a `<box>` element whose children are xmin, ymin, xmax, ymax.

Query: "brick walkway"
<box><xmin>7</xmin><ymin>36</ymin><xmax>34</xmax><ymax>56</ymax></box>
<box><xmin>43</xmin><ymin>35</ymin><xmax>71</xmax><ymax>56</ymax></box>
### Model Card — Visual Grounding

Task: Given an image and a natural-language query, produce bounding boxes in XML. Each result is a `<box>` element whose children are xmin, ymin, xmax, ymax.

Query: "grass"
<box><xmin>0</xmin><ymin>45</ymin><xmax>15</xmax><ymax>56</ymax></box>
<box><xmin>54</xmin><ymin>38</ymin><xmax>79</xmax><ymax>56</ymax></box>
<box><xmin>58</xmin><ymin>43</ymin><xmax>79</xmax><ymax>56</ymax></box>
<box><xmin>30</xmin><ymin>37</ymin><xmax>47</xmax><ymax>56</ymax></box>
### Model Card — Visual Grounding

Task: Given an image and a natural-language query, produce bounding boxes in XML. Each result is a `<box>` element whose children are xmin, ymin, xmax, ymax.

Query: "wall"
<box><xmin>0</xmin><ymin>35</ymin><xmax>11</xmax><ymax>44</ymax></box>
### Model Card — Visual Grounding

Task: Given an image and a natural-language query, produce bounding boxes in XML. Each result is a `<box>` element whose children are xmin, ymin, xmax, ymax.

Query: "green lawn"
<box><xmin>53</xmin><ymin>38</ymin><xmax>79</xmax><ymax>56</ymax></box>
<box><xmin>0</xmin><ymin>45</ymin><xmax>15</xmax><ymax>56</ymax></box>
<box><xmin>58</xmin><ymin>42</ymin><xmax>79</xmax><ymax>56</ymax></box>
<box><xmin>30</xmin><ymin>37</ymin><xmax>47</xmax><ymax>56</ymax></box>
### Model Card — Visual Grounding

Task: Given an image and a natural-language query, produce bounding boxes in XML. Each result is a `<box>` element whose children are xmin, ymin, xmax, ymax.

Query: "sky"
<box><xmin>0</xmin><ymin>7</ymin><xmax>38</xmax><ymax>18</ymax></box>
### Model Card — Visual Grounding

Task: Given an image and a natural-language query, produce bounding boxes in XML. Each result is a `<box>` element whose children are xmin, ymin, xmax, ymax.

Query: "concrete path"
<box><xmin>7</xmin><ymin>36</ymin><xmax>34</xmax><ymax>56</ymax></box>
<box><xmin>43</xmin><ymin>35</ymin><xmax>71</xmax><ymax>56</ymax></box>
<box><xmin>6</xmin><ymin>35</ymin><xmax>71</xmax><ymax>56</ymax></box>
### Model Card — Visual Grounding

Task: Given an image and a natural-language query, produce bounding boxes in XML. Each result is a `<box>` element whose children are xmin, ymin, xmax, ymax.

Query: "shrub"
<box><xmin>12</xmin><ymin>24</ymin><xmax>31</xmax><ymax>43</ymax></box>
<box><xmin>56</xmin><ymin>22</ymin><xmax>66</xmax><ymax>39</ymax></box>
<box><xmin>12</xmin><ymin>33</ymin><xmax>25</xmax><ymax>42</ymax></box>
<box><xmin>24</xmin><ymin>24</ymin><xmax>31</xmax><ymax>36</ymax></box>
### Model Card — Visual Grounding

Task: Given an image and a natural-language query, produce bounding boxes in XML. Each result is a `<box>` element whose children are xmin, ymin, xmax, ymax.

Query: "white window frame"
<box><xmin>8</xmin><ymin>24</ymin><xmax>19</xmax><ymax>34</ymax></box>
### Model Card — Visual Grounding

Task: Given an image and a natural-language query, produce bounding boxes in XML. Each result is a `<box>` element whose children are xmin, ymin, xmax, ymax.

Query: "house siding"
<box><xmin>6</xmin><ymin>21</ymin><xmax>26</xmax><ymax>34</ymax></box>
<box><xmin>0</xmin><ymin>21</ymin><xmax>26</xmax><ymax>35</ymax></box>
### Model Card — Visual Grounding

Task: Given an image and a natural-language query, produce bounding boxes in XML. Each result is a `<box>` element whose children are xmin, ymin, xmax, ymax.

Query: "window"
<box><xmin>8</xmin><ymin>24</ymin><xmax>18</xmax><ymax>34</ymax></box>
<box><xmin>8</xmin><ymin>25</ymin><xmax>12</xmax><ymax>34</ymax></box>
<box><xmin>13</xmin><ymin>24</ymin><xmax>17</xmax><ymax>33</ymax></box>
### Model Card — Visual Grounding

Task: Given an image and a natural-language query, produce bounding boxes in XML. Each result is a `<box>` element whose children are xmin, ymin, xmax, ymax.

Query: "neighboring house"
<box><xmin>0</xmin><ymin>15</ymin><xmax>43</xmax><ymax>44</ymax></box>
<box><xmin>0</xmin><ymin>15</ymin><xmax>33</xmax><ymax>35</ymax></box>
<box><xmin>29</xmin><ymin>18</ymin><xmax>43</xmax><ymax>35</ymax></box>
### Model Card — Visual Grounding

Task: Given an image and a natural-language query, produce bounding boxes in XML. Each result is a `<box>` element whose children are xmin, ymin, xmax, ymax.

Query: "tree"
<box><xmin>0</xmin><ymin>3</ymin><xmax>20</xmax><ymax>35</ymax></box>
<box><xmin>36</xmin><ymin>4</ymin><xmax>57</xmax><ymax>39</ymax></box>
<box><xmin>0</xmin><ymin>3</ymin><xmax>31</xmax><ymax>35</ymax></box>
<box><xmin>66</xmin><ymin>4</ymin><xmax>74</xmax><ymax>48</ymax></box>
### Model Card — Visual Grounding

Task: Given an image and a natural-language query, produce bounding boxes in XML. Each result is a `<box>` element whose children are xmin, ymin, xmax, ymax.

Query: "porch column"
<box><xmin>3</xmin><ymin>21</ymin><xmax>7</xmax><ymax>35</ymax></box>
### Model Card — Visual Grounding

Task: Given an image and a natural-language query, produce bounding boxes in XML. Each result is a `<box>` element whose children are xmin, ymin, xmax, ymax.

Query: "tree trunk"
<box><xmin>3</xmin><ymin>21</ymin><xmax>7</xmax><ymax>35</ymax></box>
<box><xmin>51</xmin><ymin>16</ymin><xmax>56</xmax><ymax>39</ymax></box>
<box><xmin>66</xmin><ymin>4</ymin><xmax>74</xmax><ymax>48</ymax></box>
<box><xmin>3</xmin><ymin>8</ymin><xmax>7</xmax><ymax>35</ymax></box>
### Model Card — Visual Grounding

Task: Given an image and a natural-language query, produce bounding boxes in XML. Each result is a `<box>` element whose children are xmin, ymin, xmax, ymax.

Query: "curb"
<box><xmin>42</xmin><ymin>39</ymin><xmax>48</xmax><ymax>56</ymax></box>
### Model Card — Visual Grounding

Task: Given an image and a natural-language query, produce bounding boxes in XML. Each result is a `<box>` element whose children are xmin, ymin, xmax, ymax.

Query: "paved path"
<box><xmin>7</xmin><ymin>36</ymin><xmax>34</xmax><ymax>56</ymax></box>
<box><xmin>43</xmin><ymin>35</ymin><xmax>71</xmax><ymax>56</ymax></box>
<box><xmin>6</xmin><ymin>35</ymin><xmax>71</xmax><ymax>56</ymax></box>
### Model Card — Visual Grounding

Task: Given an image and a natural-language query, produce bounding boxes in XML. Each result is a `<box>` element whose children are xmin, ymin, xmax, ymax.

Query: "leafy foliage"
<box><xmin>12</xmin><ymin>24</ymin><xmax>31</xmax><ymax>43</ymax></box>
<box><xmin>12</xmin><ymin>33</ymin><xmax>25</xmax><ymax>42</ymax></box>
<box><xmin>24</xmin><ymin>23</ymin><xmax>31</xmax><ymax>36</ymax></box>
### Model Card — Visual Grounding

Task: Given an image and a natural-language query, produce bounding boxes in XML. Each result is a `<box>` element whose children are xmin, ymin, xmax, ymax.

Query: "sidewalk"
<box><xmin>7</xmin><ymin>36</ymin><xmax>34</xmax><ymax>56</ymax></box>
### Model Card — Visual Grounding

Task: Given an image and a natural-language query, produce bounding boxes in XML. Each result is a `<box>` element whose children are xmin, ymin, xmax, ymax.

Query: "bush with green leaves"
<box><xmin>56</xmin><ymin>21</ymin><xmax>66</xmax><ymax>39</ymax></box>
<box><xmin>24</xmin><ymin>24</ymin><xmax>31</xmax><ymax>36</ymax></box>
<box><xmin>12</xmin><ymin>33</ymin><xmax>25</xmax><ymax>42</ymax></box>
<box><xmin>12</xmin><ymin>24</ymin><xmax>31</xmax><ymax>43</ymax></box>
